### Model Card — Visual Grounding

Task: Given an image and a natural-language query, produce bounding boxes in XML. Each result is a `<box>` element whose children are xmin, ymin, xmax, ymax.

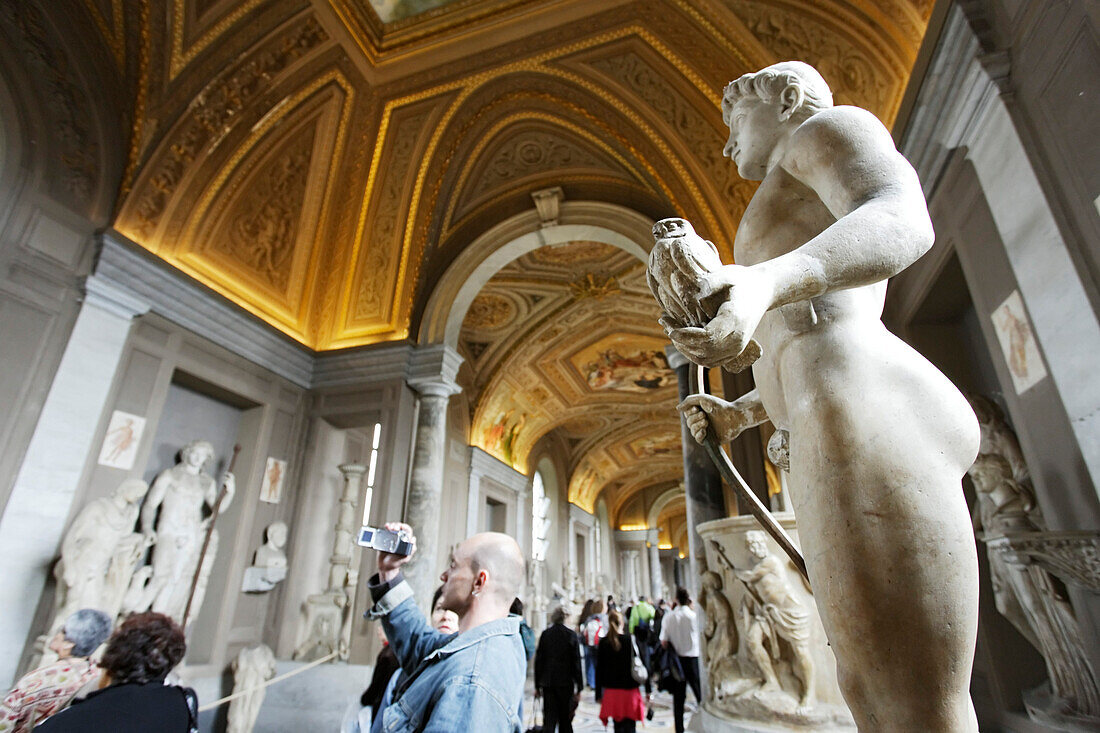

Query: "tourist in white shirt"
<box><xmin>659</xmin><ymin>587</ymin><xmax>701</xmax><ymax>733</ymax></box>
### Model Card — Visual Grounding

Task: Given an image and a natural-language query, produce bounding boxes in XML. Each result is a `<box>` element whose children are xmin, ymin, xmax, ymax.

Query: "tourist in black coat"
<box><xmin>595</xmin><ymin>609</ymin><xmax>650</xmax><ymax>733</ymax></box>
<box><xmin>534</xmin><ymin>606</ymin><xmax>584</xmax><ymax>733</ymax></box>
<box><xmin>36</xmin><ymin>612</ymin><xmax>196</xmax><ymax>733</ymax></box>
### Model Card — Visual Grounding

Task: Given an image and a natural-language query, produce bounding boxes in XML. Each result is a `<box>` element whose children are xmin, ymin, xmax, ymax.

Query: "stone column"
<box><xmin>404</xmin><ymin>382</ymin><xmax>458</xmax><ymax>605</ymax></box>
<box><xmin>403</xmin><ymin>344</ymin><xmax>463</xmax><ymax>607</ymax></box>
<box><xmin>622</xmin><ymin>550</ymin><xmax>639</xmax><ymax>600</ymax></box>
<box><xmin>567</xmin><ymin>517</ymin><xmax>578</xmax><ymax>599</ymax></box>
<box><xmin>0</xmin><ymin>275</ymin><xmax>148</xmax><ymax>686</ymax></box>
<box><xmin>331</xmin><ymin>464</ymin><xmax>365</xmax><ymax>591</ymax></box>
<box><xmin>648</xmin><ymin>538</ymin><xmax>662</xmax><ymax>600</ymax></box>
<box><xmin>665</xmin><ymin>345</ymin><xmax>726</xmax><ymax>598</ymax></box>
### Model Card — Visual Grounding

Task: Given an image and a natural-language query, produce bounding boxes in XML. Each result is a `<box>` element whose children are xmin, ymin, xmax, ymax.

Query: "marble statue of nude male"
<box><xmin>654</xmin><ymin>62</ymin><xmax>981</xmax><ymax>731</ymax></box>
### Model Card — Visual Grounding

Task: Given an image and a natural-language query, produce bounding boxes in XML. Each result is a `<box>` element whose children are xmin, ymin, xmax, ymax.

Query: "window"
<box><xmin>362</xmin><ymin>422</ymin><xmax>382</xmax><ymax>525</ymax></box>
<box><xmin>532</xmin><ymin>471</ymin><xmax>550</xmax><ymax>562</ymax></box>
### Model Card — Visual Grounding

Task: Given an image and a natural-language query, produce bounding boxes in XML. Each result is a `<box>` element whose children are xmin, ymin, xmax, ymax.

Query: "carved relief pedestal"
<box><xmin>983</xmin><ymin>531</ymin><xmax>1100</xmax><ymax>730</ymax></box>
<box><xmin>696</xmin><ymin>515</ymin><xmax>854</xmax><ymax>732</ymax></box>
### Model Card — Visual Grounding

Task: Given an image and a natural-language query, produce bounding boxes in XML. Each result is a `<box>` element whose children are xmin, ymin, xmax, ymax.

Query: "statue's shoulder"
<box><xmin>800</xmin><ymin>104</ymin><xmax>890</xmax><ymax>139</ymax></box>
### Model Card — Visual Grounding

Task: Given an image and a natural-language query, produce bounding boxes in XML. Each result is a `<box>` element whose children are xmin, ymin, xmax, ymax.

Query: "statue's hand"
<box><xmin>678</xmin><ymin>394</ymin><xmax>750</xmax><ymax>444</ymax></box>
<box><xmin>143</xmin><ymin>531</ymin><xmax>157</xmax><ymax>547</ymax></box>
<box><xmin>222</xmin><ymin>472</ymin><xmax>236</xmax><ymax>497</ymax></box>
<box><xmin>667</xmin><ymin>264</ymin><xmax>772</xmax><ymax>370</ymax></box>
<box><xmin>378</xmin><ymin>522</ymin><xmax>417</xmax><ymax>582</ymax></box>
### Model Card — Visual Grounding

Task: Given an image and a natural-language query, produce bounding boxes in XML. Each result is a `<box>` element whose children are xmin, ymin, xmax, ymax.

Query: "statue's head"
<box><xmin>114</xmin><ymin>478</ymin><xmax>150</xmax><ymax>504</ymax></box>
<box><xmin>745</xmin><ymin>530</ymin><xmax>769</xmax><ymax>559</ymax></box>
<box><xmin>180</xmin><ymin>440</ymin><xmax>215</xmax><ymax>469</ymax></box>
<box><xmin>721</xmin><ymin>61</ymin><xmax>833</xmax><ymax>180</ymax></box>
<box><xmin>267</xmin><ymin>521</ymin><xmax>289</xmax><ymax>548</ymax></box>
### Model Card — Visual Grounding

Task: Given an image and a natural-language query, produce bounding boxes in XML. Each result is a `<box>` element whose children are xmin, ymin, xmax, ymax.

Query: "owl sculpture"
<box><xmin>647</xmin><ymin>217</ymin><xmax>761</xmax><ymax>372</ymax></box>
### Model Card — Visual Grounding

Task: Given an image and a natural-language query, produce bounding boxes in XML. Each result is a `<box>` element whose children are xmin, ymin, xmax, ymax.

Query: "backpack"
<box><xmin>583</xmin><ymin>615</ymin><xmax>605</xmax><ymax>647</ymax></box>
<box><xmin>520</xmin><ymin>620</ymin><xmax>536</xmax><ymax>662</ymax></box>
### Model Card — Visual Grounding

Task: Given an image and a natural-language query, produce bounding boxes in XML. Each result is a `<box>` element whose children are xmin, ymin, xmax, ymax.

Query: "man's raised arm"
<box><xmin>761</xmin><ymin>106</ymin><xmax>934</xmax><ymax>308</ymax></box>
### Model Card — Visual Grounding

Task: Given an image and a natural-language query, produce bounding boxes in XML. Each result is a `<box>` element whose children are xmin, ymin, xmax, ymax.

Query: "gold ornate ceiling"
<box><xmin>98</xmin><ymin>0</ymin><xmax>934</xmax><ymax>351</ymax></box>
<box><xmin>81</xmin><ymin>0</ymin><xmax>933</xmax><ymax>529</ymax></box>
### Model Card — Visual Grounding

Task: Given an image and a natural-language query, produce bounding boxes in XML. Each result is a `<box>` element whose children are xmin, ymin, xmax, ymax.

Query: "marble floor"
<box><xmin>522</xmin><ymin>680</ymin><xmax>692</xmax><ymax>732</ymax></box>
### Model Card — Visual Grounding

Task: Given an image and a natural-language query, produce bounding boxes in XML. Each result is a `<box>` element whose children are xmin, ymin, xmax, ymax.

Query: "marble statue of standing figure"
<box><xmin>138</xmin><ymin>440</ymin><xmax>235</xmax><ymax>623</ymax></box>
<box><xmin>654</xmin><ymin>62</ymin><xmax>981</xmax><ymax>731</ymax></box>
<box><xmin>52</xmin><ymin>479</ymin><xmax>151</xmax><ymax>632</ymax></box>
<box><xmin>227</xmin><ymin>644</ymin><xmax>276</xmax><ymax>733</ymax></box>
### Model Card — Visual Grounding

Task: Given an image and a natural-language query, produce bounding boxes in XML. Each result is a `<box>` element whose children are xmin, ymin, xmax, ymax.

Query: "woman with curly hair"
<box><xmin>36</xmin><ymin>612</ymin><xmax>196</xmax><ymax>732</ymax></box>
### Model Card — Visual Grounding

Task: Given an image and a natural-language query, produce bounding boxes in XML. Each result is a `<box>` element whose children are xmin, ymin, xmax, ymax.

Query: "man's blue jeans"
<box><xmin>584</xmin><ymin>646</ymin><xmax>597</xmax><ymax>689</ymax></box>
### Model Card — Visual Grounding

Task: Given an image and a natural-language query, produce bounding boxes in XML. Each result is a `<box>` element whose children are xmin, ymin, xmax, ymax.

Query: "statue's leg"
<box><xmin>792</xmin><ymin>642</ymin><xmax>814</xmax><ymax>706</ymax></box>
<box><xmin>791</xmin><ymin>447</ymin><xmax>979</xmax><ymax>732</ymax></box>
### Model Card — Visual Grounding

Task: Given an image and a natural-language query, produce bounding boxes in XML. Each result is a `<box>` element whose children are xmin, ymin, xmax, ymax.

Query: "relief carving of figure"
<box><xmin>734</xmin><ymin>531</ymin><xmax>814</xmax><ymax>708</ymax></box>
<box><xmin>652</xmin><ymin>61</ymin><xmax>981</xmax><ymax>731</ymax></box>
<box><xmin>135</xmin><ymin>440</ymin><xmax>235</xmax><ymax>623</ymax></box>
<box><xmin>698</xmin><ymin>570</ymin><xmax>738</xmax><ymax>695</ymax></box>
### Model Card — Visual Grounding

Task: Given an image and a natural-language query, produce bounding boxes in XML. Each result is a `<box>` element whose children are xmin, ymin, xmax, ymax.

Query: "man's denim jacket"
<box><xmin>366</xmin><ymin>575</ymin><xmax>525</xmax><ymax>732</ymax></box>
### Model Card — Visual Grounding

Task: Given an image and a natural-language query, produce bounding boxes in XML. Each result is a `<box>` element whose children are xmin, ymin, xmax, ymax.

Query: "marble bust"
<box><xmin>652</xmin><ymin>61</ymin><xmax>981</xmax><ymax>731</ymax></box>
<box><xmin>242</xmin><ymin>521</ymin><xmax>289</xmax><ymax>593</ymax></box>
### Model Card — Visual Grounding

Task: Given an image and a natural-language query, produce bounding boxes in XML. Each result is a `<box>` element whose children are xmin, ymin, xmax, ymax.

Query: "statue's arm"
<box><xmin>140</xmin><ymin>475</ymin><xmax>169</xmax><ymax>534</ymax></box>
<box><xmin>678</xmin><ymin>388</ymin><xmax>769</xmax><ymax>445</ymax></box>
<box><xmin>761</xmin><ymin>107</ymin><xmax>935</xmax><ymax>308</ymax></box>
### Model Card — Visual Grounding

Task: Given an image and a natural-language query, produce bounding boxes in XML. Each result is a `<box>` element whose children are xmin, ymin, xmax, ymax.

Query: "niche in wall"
<box><xmin>140</xmin><ymin>370</ymin><xmax>261</xmax><ymax>665</ymax></box>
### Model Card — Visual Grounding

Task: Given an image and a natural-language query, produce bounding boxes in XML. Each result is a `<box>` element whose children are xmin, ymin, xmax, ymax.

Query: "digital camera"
<box><xmin>357</xmin><ymin>526</ymin><xmax>413</xmax><ymax>555</ymax></box>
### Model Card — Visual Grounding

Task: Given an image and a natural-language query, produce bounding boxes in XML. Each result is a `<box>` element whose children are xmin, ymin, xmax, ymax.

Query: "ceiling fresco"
<box><xmin>98</xmin><ymin>0</ymin><xmax>935</xmax><ymax>351</ymax></box>
<box><xmin>78</xmin><ymin>0</ymin><xmax>936</xmax><ymax>535</ymax></box>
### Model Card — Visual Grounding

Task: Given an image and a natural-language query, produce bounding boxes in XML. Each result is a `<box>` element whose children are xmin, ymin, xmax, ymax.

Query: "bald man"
<box><xmin>365</xmin><ymin>522</ymin><xmax>527</xmax><ymax>732</ymax></box>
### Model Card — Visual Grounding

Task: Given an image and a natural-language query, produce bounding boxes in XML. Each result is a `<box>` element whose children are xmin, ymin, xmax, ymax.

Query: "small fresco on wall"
<box><xmin>259</xmin><ymin>457</ymin><xmax>287</xmax><ymax>504</ymax></box>
<box><xmin>96</xmin><ymin>410</ymin><xmax>147</xmax><ymax>470</ymax></box>
<box><xmin>991</xmin><ymin>290</ymin><xmax>1048</xmax><ymax>394</ymax></box>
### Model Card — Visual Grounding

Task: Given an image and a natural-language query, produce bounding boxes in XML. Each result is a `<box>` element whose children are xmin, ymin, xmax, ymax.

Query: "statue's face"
<box><xmin>747</xmin><ymin>535</ymin><xmax>768</xmax><ymax>559</ymax></box>
<box><xmin>723</xmin><ymin>96</ymin><xmax>784</xmax><ymax>181</ymax></box>
<box><xmin>269</xmin><ymin>523</ymin><xmax>288</xmax><ymax>547</ymax></box>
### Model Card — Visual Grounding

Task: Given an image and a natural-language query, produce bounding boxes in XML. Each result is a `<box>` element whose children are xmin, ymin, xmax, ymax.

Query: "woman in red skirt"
<box><xmin>596</xmin><ymin>609</ymin><xmax>649</xmax><ymax>732</ymax></box>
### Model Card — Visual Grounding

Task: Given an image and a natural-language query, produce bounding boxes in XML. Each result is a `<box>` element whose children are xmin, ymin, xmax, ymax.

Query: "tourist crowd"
<box><xmin>2</xmin><ymin>522</ymin><xmax>700</xmax><ymax>733</ymax></box>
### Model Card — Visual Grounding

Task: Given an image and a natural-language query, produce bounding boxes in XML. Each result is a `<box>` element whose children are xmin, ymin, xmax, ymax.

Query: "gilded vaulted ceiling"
<box><xmin>69</xmin><ymin>0</ymin><xmax>935</xmax><ymax>525</ymax></box>
<box><xmin>91</xmin><ymin>0</ymin><xmax>933</xmax><ymax>351</ymax></box>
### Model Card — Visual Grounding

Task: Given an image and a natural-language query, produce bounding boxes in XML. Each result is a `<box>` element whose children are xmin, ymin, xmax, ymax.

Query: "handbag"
<box><xmin>524</xmin><ymin>694</ymin><xmax>544</xmax><ymax>733</ymax></box>
<box><xmin>629</xmin><ymin>636</ymin><xmax>648</xmax><ymax>685</ymax></box>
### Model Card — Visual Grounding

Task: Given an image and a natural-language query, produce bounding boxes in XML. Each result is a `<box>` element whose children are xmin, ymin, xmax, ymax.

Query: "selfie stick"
<box><xmin>693</xmin><ymin>365</ymin><xmax>809</xmax><ymax>583</ymax></box>
<box><xmin>183</xmin><ymin>444</ymin><xmax>241</xmax><ymax>628</ymax></box>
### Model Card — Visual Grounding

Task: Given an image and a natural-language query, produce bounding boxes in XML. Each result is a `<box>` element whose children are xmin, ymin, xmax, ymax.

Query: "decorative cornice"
<box><xmin>82</xmin><ymin>273</ymin><xmax>151</xmax><ymax>320</ymax></box>
<box><xmin>898</xmin><ymin>5</ymin><xmax>1000</xmax><ymax>197</ymax></box>
<box><xmin>469</xmin><ymin>446</ymin><xmax>527</xmax><ymax>489</ymax></box>
<box><xmin>96</xmin><ymin>231</ymin><xmax>315</xmax><ymax>387</ymax></box>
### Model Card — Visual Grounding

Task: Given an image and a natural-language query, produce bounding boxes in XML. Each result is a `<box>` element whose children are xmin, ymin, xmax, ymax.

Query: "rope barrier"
<box><xmin>197</xmin><ymin>651</ymin><xmax>339</xmax><ymax>712</ymax></box>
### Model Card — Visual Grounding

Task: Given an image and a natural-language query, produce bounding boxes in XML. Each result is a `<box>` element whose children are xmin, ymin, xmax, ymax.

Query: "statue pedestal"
<box><xmin>697</xmin><ymin>514</ymin><xmax>854</xmax><ymax>731</ymax></box>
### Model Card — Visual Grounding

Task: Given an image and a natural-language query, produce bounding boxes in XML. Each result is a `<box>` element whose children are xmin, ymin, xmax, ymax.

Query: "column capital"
<box><xmin>408</xmin><ymin>343</ymin><xmax>463</xmax><ymax>392</ymax></box>
<box><xmin>82</xmin><ymin>273</ymin><xmax>151</xmax><ymax>320</ymax></box>
<box><xmin>337</xmin><ymin>463</ymin><xmax>367</xmax><ymax>478</ymax></box>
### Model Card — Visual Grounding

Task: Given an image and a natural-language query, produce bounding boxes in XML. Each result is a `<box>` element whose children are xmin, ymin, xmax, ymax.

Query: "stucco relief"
<box><xmin>352</xmin><ymin>107</ymin><xmax>435</xmax><ymax>323</ymax></box>
<box><xmin>214</xmin><ymin>132</ymin><xmax>313</xmax><ymax>291</ymax></box>
<box><xmin>124</xmin><ymin>15</ymin><xmax>327</xmax><ymax>238</ymax></box>
<box><xmin>736</xmin><ymin>3</ymin><xmax>899</xmax><ymax>121</ymax></box>
<box><xmin>1</xmin><ymin>3</ymin><xmax>99</xmax><ymax>205</ymax></box>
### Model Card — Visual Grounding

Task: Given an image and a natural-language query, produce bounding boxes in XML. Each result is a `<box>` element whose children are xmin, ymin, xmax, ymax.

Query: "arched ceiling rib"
<box><xmin>104</xmin><ymin>0</ymin><xmax>931</xmax><ymax>352</ymax></box>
